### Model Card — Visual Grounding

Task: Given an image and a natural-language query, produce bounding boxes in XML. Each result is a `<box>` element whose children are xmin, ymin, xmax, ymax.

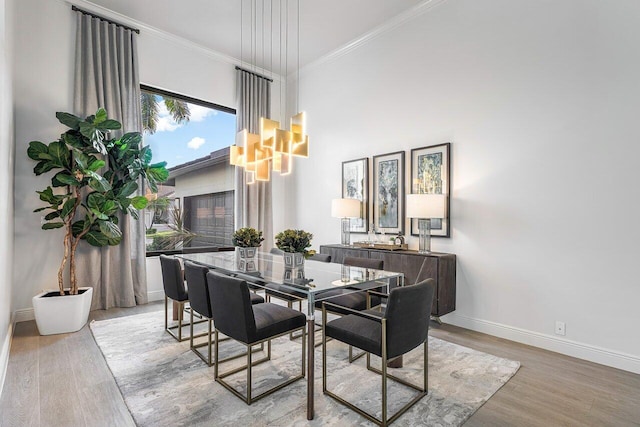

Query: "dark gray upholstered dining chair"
<box><xmin>207</xmin><ymin>271</ymin><xmax>307</xmax><ymax>405</ymax></box>
<box><xmin>314</xmin><ymin>256</ymin><xmax>384</xmax><ymax>360</ymax></box>
<box><xmin>160</xmin><ymin>255</ymin><xmax>204</xmax><ymax>342</ymax></box>
<box><xmin>308</xmin><ymin>253</ymin><xmax>331</xmax><ymax>263</ymax></box>
<box><xmin>184</xmin><ymin>261</ymin><xmax>265</xmax><ymax>365</ymax></box>
<box><xmin>322</xmin><ymin>279</ymin><xmax>436</xmax><ymax>427</ymax></box>
<box><xmin>314</xmin><ymin>256</ymin><xmax>383</xmax><ymax>315</ymax></box>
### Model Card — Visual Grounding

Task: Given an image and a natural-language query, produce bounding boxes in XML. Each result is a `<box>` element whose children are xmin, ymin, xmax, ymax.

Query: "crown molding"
<box><xmin>61</xmin><ymin>0</ymin><xmax>284</xmax><ymax>82</ymax></box>
<box><xmin>300</xmin><ymin>0</ymin><xmax>449</xmax><ymax>76</ymax></box>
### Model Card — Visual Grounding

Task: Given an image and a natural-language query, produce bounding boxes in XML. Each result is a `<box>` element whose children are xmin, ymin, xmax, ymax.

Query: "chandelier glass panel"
<box><xmin>231</xmin><ymin>0</ymin><xmax>309</xmax><ymax>183</ymax></box>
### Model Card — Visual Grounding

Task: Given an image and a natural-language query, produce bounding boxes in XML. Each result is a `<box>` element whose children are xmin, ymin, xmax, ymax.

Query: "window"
<box><xmin>141</xmin><ymin>85</ymin><xmax>237</xmax><ymax>253</ymax></box>
<box><xmin>184</xmin><ymin>191</ymin><xmax>234</xmax><ymax>247</ymax></box>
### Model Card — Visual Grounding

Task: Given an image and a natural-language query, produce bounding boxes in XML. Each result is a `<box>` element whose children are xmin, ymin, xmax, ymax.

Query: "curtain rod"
<box><xmin>71</xmin><ymin>5</ymin><xmax>140</xmax><ymax>34</ymax></box>
<box><xmin>235</xmin><ymin>66</ymin><xmax>274</xmax><ymax>83</ymax></box>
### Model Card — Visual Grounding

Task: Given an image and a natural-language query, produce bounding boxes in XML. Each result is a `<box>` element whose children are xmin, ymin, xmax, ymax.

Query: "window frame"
<box><xmin>141</xmin><ymin>84</ymin><xmax>237</xmax><ymax>257</ymax></box>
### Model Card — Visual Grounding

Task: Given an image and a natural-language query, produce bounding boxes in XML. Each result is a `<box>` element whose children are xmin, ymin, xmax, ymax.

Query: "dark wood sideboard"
<box><xmin>319</xmin><ymin>244</ymin><xmax>456</xmax><ymax>318</ymax></box>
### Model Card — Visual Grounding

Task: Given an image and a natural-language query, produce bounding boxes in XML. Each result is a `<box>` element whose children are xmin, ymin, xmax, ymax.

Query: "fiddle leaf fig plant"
<box><xmin>29</xmin><ymin>108</ymin><xmax>169</xmax><ymax>296</ymax></box>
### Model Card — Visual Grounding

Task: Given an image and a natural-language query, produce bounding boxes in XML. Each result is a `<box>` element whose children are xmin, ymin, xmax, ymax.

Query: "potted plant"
<box><xmin>232</xmin><ymin>227</ymin><xmax>264</xmax><ymax>272</ymax></box>
<box><xmin>274</xmin><ymin>229</ymin><xmax>315</xmax><ymax>280</ymax></box>
<box><xmin>28</xmin><ymin>108</ymin><xmax>168</xmax><ymax>335</ymax></box>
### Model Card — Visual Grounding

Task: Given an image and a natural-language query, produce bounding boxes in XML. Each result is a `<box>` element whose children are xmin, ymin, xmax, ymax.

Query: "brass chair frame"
<box><xmin>164</xmin><ymin>296</ymin><xmax>207</xmax><ymax>342</ymax></box>
<box><xmin>322</xmin><ymin>301</ymin><xmax>428</xmax><ymax>427</ymax></box>
<box><xmin>189</xmin><ymin>310</ymin><xmax>263</xmax><ymax>366</ymax></box>
<box><xmin>214</xmin><ymin>325</ymin><xmax>306</xmax><ymax>405</ymax></box>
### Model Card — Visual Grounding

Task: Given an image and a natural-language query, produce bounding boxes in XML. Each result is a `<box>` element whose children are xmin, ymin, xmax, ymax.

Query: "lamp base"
<box><xmin>417</xmin><ymin>218</ymin><xmax>431</xmax><ymax>253</ymax></box>
<box><xmin>340</xmin><ymin>217</ymin><xmax>351</xmax><ymax>246</ymax></box>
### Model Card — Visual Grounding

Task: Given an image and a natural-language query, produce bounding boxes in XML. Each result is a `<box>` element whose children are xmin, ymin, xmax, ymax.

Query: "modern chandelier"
<box><xmin>230</xmin><ymin>0</ymin><xmax>309</xmax><ymax>183</ymax></box>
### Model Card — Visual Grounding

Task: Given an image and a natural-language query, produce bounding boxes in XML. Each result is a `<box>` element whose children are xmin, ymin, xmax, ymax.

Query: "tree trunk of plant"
<box><xmin>67</xmin><ymin>186</ymin><xmax>85</xmax><ymax>295</ymax></box>
<box><xmin>69</xmin><ymin>237</ymin><xmax>78</xmax><ymax>295</ymax></box>
<box><xmin>58</xmin><ymin>227</ymin><xmax>71</xmax><ymax>295</ymax></box>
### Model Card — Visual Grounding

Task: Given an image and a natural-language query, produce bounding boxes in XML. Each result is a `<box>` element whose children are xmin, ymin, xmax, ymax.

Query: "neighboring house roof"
<box><xmin>155</xmin><ymin>185</ymin><xmax>175</xmax><ymax>199</ymax></box>
<box><xmin>164</xmin><ymin>146</ymin><xmax>230</xmax><ymax>185</ymax></box>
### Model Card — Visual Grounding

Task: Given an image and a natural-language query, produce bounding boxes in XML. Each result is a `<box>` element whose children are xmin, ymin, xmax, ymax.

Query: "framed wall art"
<box><xmin>410</xmin><ymin>142</ymin><xmax>450</xmax><ymax>237</ymax></box>
<box><xmin>342</xmin><ymin>157</ymin><xmax>369</xmax><ymax>233</ymax></box>
<box><xmin>373</xmin><ymin>151</ymin><xmax>405</xmax><ymax>234</ymax></box>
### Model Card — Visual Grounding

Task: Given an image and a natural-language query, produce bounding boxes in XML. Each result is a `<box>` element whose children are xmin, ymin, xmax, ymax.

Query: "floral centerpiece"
<box><xmin>232</xmin><ymin>227</ymin><xmax>264</xmax><ymax>272</ymax></box>
<box><xmin>275</xmin><ymin>229</ymin><xmax>315</xmax><ymax>280</ymax></box>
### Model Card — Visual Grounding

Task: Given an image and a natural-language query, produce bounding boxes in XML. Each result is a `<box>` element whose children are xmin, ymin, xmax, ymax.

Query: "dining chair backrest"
<box><xmin>206</xmin><ymin>271</ymin><xmax>256</xmax><ymax>344</ymax></box>
<box><xmin>184</xmin><ymin>261</ymin><xmax>212</xmax><ymax>318</ymax></box>
<box><xmin>160</xmin><ymin>255</ymin><xmax>188</xmax><ymax>302</ymax></box>
<box><xmin>343</xmin><ymin>256</ymin><xmax>383</xmax><ymax>270</ymax></box>
<box><xmin>308</xmin><ymin>253</ymin><xmax>331</xmax><ymax>263</ymax></box>
<box><xmin>384</xmin><ymin>279</ymin><xmax>435</xmax><ymax>359</ymax></box>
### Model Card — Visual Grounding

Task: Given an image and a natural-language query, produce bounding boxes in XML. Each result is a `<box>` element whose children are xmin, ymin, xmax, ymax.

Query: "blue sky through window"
<box><xmin>143</xmin><ymin>95</ymin><xmax>236</xmax><ymax>169</ymax></box>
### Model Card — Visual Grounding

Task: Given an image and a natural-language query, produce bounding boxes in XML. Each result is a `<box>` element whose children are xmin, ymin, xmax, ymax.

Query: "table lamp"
<box><xmin>406</xmin><ymin>194</ymin><xmax>446</xmax><ymax>253</ymax></box>
<box><xmin>331</xmin><ymin>198</ymin><xmax>361</xmax><ymax>246</ymax></box>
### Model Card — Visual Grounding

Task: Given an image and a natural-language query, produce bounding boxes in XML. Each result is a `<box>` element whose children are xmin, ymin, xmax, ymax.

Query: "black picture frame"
<box><xmin>410</xmin><ymin>142</ymin><xmax>450</xmax><ymax>237</ymax></box>
<box><xmin>341</xmin><ymin>157</ymin><xmax>369</xmax><ymax>233</ymax></box>
<box><xmin>372</xmin><ymin>151</ymin><xmax>405</xmax><ymax>235</ymax></box>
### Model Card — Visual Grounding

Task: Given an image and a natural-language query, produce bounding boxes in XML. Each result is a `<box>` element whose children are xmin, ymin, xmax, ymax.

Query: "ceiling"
<box><xmin>85</xmin><ymin>0</ymin><xmax>425</xmax><ymax>75</ymax></box>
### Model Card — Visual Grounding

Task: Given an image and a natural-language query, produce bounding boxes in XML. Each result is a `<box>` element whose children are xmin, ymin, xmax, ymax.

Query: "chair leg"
<box><xmin>216</xmin><ymin>326</ymin><xmax>306</xmax><ymax>405</ymax></box>
<box><xmin>424</xmin><ymin>339</ymin><xmax>428</xmax><ymax>391</ymax></box>
<box><xmin>190</xmin><ymin>308</ymin><xmax>194</xmax><ymax>349</ymax></box>
<box><xmin>288</xmin><ymin>302</ymin><xmax>295</xmax><ymax>340</ymax></box>
<box><xmin>381</xmin><ymin>319</ymin><xmax>388</xmax><ymax>426</ymax></box>
<box><xmin>208</xmin><ymin>319</ymin><xmax>212</xmax><ymax>365</ymax></box>
<box><xmin>178</xmin><ymin>302</ymin><xmax>183</xmax><ymax>341</ymax></box>
<box><xmin>214</xmin><ymin>329</ymin><xmax>219</xmax><ymax>379</ymax></box>
<box><xmin>349</xmin><ymin>345</ymin><xmax>366</xmax><ymax>363</ymax></box>
<box><xmin>247</xmin><ymin>343</ymin><xmax>252</xmax><ymax>404</ymax></box>
<box><xmin>322</xmin><ymin>306</ymin><xmax>327</xmax><ymax>393</ymax></box>
<box><xmin>324</xmin><ymin>323</ymin><xmax>428</xmax><ymax>426</ymax></box>
<box><xmin>165</xmin><ymin>298</ymin><xmax>187</xmax><ymax>342</ymax></box>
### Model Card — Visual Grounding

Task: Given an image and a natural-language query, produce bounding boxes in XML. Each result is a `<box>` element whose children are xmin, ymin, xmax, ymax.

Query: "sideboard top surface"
<box><xmin>320</xmin><ymin>244</ymin><xmax>456</xmax><ymax>260</ymax></box>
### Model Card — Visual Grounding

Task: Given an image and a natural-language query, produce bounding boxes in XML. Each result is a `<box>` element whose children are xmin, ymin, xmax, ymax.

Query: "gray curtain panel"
<box><xmin>73</xmin><ymin>11</ymin><xmax>147</xmax><ymax>310</ymax></box>
<box><xmin>234</xmin><ymin>68</ymin><xmax>274</xmax><ymax>251</ymax></box>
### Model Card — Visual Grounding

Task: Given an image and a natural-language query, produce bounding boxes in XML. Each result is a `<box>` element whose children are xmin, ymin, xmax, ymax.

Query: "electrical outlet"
<box><xmin>555</xmin><ymin>321</ymin><xmax>566</xmax><ymax>336</ymax></box>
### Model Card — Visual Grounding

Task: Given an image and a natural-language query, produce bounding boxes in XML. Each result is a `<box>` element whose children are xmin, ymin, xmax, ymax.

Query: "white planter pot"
<box><xmin>32</xmin><ymin>287</ymin><xmax>93</xmax><ymax>335</ymax></box>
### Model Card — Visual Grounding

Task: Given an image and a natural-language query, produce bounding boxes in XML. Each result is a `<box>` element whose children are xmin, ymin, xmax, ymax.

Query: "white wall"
<box><xmin>0</xmin><ymin>0</ymin><xmax>15</xmax><ymax>395</ymax></box>
<box><xmin>292</xmin><ymin>0</ymin><xmax>640</xmax><ymax>372</ymax></box>
<box><xmin>12</xmin><ymin>0</ymin><xmax>283</xmax><ymax>315</ymax></box>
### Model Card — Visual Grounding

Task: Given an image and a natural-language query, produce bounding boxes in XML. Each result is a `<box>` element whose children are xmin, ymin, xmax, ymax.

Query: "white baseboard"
<box><xmin>13</xmin><ymin>292</ymin><xmax>164</xmax><ymax>323</ymax></box>
<box><xmin>443</xmin><ymin>313</ymin><xmax>640</xmax><ymax>375</ymax></box>
<box><xmin>13</xmin><ymin>308</ymin><xmax>34</xmax><ymax>323</ymax></box>
<box><xmin>0</xmin><ymin>313</ymin><xmax>15</xmax><ymax>398</ymax></box>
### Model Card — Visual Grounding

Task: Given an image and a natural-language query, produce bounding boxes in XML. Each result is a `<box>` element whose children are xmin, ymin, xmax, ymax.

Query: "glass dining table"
<box><xmin>177</xmin><ymin>250</ymin><xmax>404</xmax><ymax>420</ymax></box>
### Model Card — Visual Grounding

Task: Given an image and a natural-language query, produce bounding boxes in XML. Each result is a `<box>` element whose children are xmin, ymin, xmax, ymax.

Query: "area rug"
<box><xmin>90</xmin><ymin>310</ymin><xmax>519</xmax><ymax>426</ymax></box>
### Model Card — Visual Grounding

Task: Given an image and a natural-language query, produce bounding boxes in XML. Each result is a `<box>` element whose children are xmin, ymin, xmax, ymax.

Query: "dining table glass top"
<box><xmin>177</xmin><ymin>250</ymin><xmax>403</xmax><ymax>298</ymax></box>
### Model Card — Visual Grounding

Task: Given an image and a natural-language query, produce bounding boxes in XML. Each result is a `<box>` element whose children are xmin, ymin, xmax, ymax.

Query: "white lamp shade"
<box><xmin>406</xmin><ymin>194</ymin><xmax>446</xmax><ymax>219</ymax></box>
<box><xmin>331</xmin><ymin>198</ymin><xmax>361</xmax><ymax>218</ymax></box>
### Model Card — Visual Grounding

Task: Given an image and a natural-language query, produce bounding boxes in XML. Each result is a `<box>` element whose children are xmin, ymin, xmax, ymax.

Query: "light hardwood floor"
<box><xmin>1</xmin><ymin>302</ymin><xmax>639</xmax><ymax>427</ymax></box>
